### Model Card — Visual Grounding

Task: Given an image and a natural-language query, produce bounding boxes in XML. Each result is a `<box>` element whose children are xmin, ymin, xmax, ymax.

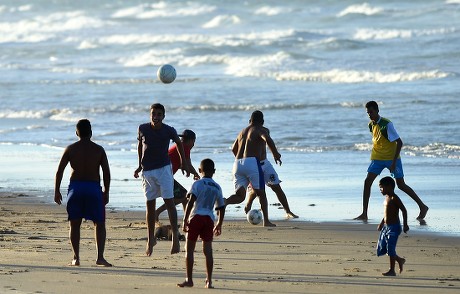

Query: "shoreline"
<box><xmin>1</xmin><ymin>192</ymin><xmax>459</xmax><ymax>293</ymax></box>
<box><xmin>1</xmin><ymin>144</ymin><xmax>459</xmax><ymax>237</ymax></box>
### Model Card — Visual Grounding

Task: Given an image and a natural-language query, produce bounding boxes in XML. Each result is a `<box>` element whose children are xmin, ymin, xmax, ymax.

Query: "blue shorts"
<box><xmin>367</xmin><ymin>158</ymin><xmax>404</xmax><ymax>179</ymax></box>
<box><xmin>173</xmin><ymin>179</ymin><xmax>187</xmax><ymax>199</ymax></box>
<box><xmin>377</xmin><ymin>224</ymin><xmax>402</xmax><ymax>257</ymax></box>
<box><xmin>66</xmin><ymin>180</ymin><xmax>105</xmax><ymax>223</ymax></box>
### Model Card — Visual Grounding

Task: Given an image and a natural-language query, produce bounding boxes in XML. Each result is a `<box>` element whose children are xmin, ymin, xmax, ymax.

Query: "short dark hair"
<box><xmin>365</xmin><ymin>101</ymin><xmax>379</xmax><ymax>112</ymax></box>
<box><xmin>250</xmin><ymin>110</ymin><xmax>264</xmax><ymax>125</ymax></box>
<box><xmin>76</xmin><ymin>119</ymin><xmax>92</xmax><ymax>138</ymax></box>
<box><xmin>379</xmin><ymin>176</ymin><xmax>395</xmax><ymax>189</ymax></box>
<box><xmin>150</xmin><ymin>103</ymin><xmax>165</xmax><ymax>114</ymax></box>
<box><xmin>200</xmin><ymin>158</ymin><xmax>215</xmax><ymax>173</ymax></box>
<box><xmin>179</xmin><ymin>129</ymin><xmax>196</xmax><ymax>140</ymax></box>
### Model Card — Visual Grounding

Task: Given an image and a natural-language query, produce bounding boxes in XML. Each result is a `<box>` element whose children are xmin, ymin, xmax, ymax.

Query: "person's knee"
<box><xmin>234</xmin><ymin>188</ymin><xmax>246</xmax><ymax>202</ymax></box>
<box><xmin>203</xmin><ymin>243</ymin><xmax>213</xmax><ymax>256</ymax></box>
<box><xmin>255</xmin><ymin>189</ymin><xmax>266</xmax><ymax>198</ymax></box>
<box><xmin>395</xmin><ymin>179</ymin><xmax>407</xmax><ymax>190</ymax></box>
<box><xmin>364</xmin><ymin>177</ymin><xmax>375</xmax><ymax>187</ymax></box>
<box><xmin>164</xmin><ymin>198</ymin><xmax>176</xmax><ymax>208</ymax></box>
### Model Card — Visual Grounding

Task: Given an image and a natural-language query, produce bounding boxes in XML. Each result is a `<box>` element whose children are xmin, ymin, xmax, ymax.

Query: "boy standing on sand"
<box><xmin>355</xmin><ymin>101</ymin><xmax>428</xmax><ymax>221</ymax></box>
<box><xmin>376</xmin><ymin>176</ymin><xmax>409</xmax><ymax>276</ymax></box>
<box><xmin>155</xmin><ymin>129</ymin><xmax>200</xmax><ymax>222</ymax></box>
<box><xmin>225</xmin><ymin>110</ymin><xmax>280</xmax><ymax>227</ymax></box>
<box><xmin>178</xmin><ymin>158</ymin><xmax>225</xmax><ymax>289</ymax></box>
<box><xmin>54</xmin><ymin>119</ymin><xmax>112</xmax><ymax>267</ymax></box>
<box><xmin>134</xmin><ymin>103</ymin><xmax>191</xmax><ymax>256</ymax></box>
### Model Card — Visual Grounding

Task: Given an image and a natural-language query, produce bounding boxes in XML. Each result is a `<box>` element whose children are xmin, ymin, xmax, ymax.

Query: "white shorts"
<box><xmin>141</xmin><ymin>165</ymin><xmax>174</xmax><ymax>201</ymax></box>
<box><xmin>260</xmin><ymin>159</ymin><xmax>281</xmax><ymax>186</ymax></box>
<box><xmin>247</xmin><ymin>160</ymin><xmax>281</xmax><ymax>193</ymax></box>
<box><xmin>233</xmin><ymin>157</ymin><xmax>264</xmax><ymax>192</ymax></box>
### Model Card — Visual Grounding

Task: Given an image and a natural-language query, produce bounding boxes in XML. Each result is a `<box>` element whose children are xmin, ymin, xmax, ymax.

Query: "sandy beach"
<box><xmin>0</xmin><ymin>192</ymin><xmax>459</xmax><ymax>294</ymax></box>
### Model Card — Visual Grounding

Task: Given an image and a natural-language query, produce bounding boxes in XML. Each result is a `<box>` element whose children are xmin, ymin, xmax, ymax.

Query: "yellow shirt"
<box><xmin>370</xmin><ymin>117</ymin><xmax>399</xmax><ymax>160</ymax></box>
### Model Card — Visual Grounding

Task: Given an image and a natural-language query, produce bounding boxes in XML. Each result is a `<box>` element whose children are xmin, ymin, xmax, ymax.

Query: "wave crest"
<box><xmin>273</xmin><ymin>69</ymin><xmax>449</xmax><ymax>83</ymax></box>
<box><xmin>353</xmin><ymin>142</ymin><xmax>460</xmax><ymax>159</ymax></box>
<box><xmin>337</xmin><ymin>3</ymin><xmax>384</xmax><ymax>17</ymax></box>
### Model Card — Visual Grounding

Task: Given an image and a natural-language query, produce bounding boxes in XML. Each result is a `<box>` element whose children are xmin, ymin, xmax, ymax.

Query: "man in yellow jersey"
<box><xmin>355</xmin><ymin>101</ymin><xmax>429</xmax><ymax>221</ymax></box>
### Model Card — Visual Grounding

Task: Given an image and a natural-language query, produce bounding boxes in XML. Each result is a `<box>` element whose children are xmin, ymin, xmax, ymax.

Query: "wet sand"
<box><xmin>0</xmin><ymin>192</ymin><xmax>459</xmax><ymax>293</ymax></box>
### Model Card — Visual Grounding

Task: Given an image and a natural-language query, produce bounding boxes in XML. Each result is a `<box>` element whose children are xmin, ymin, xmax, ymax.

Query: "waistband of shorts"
<box><xmin>69</xmin><ymin>180</ymin><xmax>100</xmax><ymax>186</ymax></box>
<box><xmin>235</xmin><ymin>157</ymin><xmax>258</xmax><ymax>162</ymax></box>
<box><xmin>384</xmin><ymin>223</ymin><xmax>401</xmax><ymax>229</ymax></box>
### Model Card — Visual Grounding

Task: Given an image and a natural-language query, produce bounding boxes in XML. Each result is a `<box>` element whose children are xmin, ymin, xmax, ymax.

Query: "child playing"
<box><xmin>376</xmin><ymin>176</ymin><xmax>409</xmax><ymax>276</ymax></box>
<box><xmin>178</xmin><ymin>158</ymin><xmax>225</xmax><ymax>289</ymax></box>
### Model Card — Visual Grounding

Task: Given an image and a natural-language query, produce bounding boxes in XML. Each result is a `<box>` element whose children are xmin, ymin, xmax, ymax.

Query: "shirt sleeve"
<box><xmin>387</xmin><ymin>122</ymin><xmax>400</xmax><ymax>142</ymax></box>
<box><xmin>215</xmin><ymin>186</ymin><xmax>225</xmax><ymax>209</ymax></box>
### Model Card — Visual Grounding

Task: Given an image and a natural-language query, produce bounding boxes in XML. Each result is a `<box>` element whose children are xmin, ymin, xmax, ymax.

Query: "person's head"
<box><xmin>379</xmin><ymin>176</ymin><xmax>395</xmax><ymax>196</ymax></box>
<box><xmin>249</xmin><ymin>110</ymin><xmax>264</xmax><ymax>126</ymax></box>
<box><xmin>76</xmin><ymin>119</ymin><xmax>92</xmax><ymax>139</ymax></box>
<box><xmin>179</xmin><ymin>129</ymin><xmax>196</xmax><ymax>147</ymax></box>
<box><xmin>150</xmin><ymin>103</ymin><xmax>165</xmax><ymax>126</ymax></box>
<box><xmin>199</xmin><ymin>158</ymin><xmax>215</xmax><ymax>177</ymax></box>
<box><xmin>365</xmin><ymin>101</ymin><xmax>380</xmax><ymax>122</ymax></box>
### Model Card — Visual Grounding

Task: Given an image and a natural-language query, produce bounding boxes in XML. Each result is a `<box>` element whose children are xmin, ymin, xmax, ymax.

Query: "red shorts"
<box><xmin>187</xmin><ymin>215</ymin><xmax>214</xmax><ymax>242</ymax></box>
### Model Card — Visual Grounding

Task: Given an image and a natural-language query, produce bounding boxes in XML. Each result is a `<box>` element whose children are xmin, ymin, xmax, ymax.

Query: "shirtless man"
<box><xmin>244</xmin><ymin>127</ymin><xmax>298</xmax><ymax>219</ymax></box>
<box><xmin>54</xmin><ymin>119</ymin><xmax>112</xmax><ymax>267</ymax></box>
<box><xmin>225</xmin><ymin>110</ymin><xmax>281</xmax><ymax>227</ymax></box>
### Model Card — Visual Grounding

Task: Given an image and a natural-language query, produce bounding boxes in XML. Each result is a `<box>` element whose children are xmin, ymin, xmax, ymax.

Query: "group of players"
<box><xmin>54</xmin><ymin>100</ymin><xmax>429</xmax><ymax>285</ymax></box>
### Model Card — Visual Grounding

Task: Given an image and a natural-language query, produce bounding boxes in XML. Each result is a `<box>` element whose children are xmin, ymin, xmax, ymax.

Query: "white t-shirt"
<box><xmin>188</xmin><ymin>177</ymin><xmax>225</xmax><ymax>222</ymax></box>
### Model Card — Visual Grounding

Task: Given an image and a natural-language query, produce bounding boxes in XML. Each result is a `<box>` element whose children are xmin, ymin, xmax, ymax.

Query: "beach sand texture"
<box><xmin>1</xmin><ymin>192</ymin><xmax>459</xmax><ymax>294</ymax></box>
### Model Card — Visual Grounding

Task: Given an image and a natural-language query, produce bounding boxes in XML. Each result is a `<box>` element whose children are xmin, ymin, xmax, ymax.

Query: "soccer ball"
<box><xmin>247</xmin><ymin>209</ymin><xmax>262</xmax><ymax>225</ymax></box>
<box><xmin>157</xmin><ymin>64</ymin><xmax>176</xmax><ymax>84</ymax></box>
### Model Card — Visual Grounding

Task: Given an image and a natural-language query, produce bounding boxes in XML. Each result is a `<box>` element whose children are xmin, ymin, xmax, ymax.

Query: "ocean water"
<box><xmin>1</xmin><ymin>1</ymin><xmax>459</xmax><ymax>235</ymax></box>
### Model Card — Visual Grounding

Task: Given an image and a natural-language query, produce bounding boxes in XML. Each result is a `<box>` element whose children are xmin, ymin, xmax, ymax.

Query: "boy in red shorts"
<box><xmin>178</xmin><ymin>158</ymin><xmax>225</xmax><ymax>289</ymax></box>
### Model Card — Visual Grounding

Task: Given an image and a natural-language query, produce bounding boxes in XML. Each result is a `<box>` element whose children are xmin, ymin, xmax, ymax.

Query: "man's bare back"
<box><xmin>67</xmin><ymin>139</ymin><xmax>107</xmax><ymax>182</ymax></box>
<box><xmin>233</xmin><ymin>125</ymin><xmax>267</xmax><ymax>160</ymax></box>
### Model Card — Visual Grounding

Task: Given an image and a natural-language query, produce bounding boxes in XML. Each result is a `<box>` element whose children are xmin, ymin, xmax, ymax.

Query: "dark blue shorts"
<box><xmin>66</xmin><ymin>180</ymin><xmax>105</xmax><ymax>223</ymax></box>
<box><xmin>173</xmin><ymin>179</ymin><xmax>187</xmax><ymax>199</ymax></box>
<box><xmin>377</xmin><ymin>224</ymin><xmax>402</xmax><ymax>257</ymax></box>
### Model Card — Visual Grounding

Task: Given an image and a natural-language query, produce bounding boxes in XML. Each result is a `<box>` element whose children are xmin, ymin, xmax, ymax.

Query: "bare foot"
<box><xmin>382</xmin><ymin>270</ymin><xmax>396</xmax><ymax>276</ymax></box>
<box><xmin>146</xmin><ymin>238</ymin><xmax>157</xmax><ymax>257</ymax></box>
<box><xmin>418</xmin><ymin>219</ymin><xmax>427</xmax><ymax>226</ymax></box>
<box><xmin>398</xmin><ymin>258</ymin><xmax>405</xmax><ymax>273</ymax></box>
<box><xmin>417</xmin><ymin>206</ymin><xmax>429</xmax><ymax>220</ymax></box>
<box><xmin>286</xmin><ymin>212</ymin><xmax>299</xmax><ymax>219</ymax></box>
<box><xmin>354</xmin><ymin>213</ymin><xmax>368</xmax><ymax>221</ymax></box>
<box><xmin>263</xmin><ymin>221</ymin><xmax>276</xmax><ymax>227</ymax></box>
<box><xmin>244</xmin><ymin>205</ymin><xmax>251</xmax><ymax>214</ymax></box>
<box><xmin>205</xmin><ymin>279</ymin><xmax>214</xmax><ymax>289</ymax></box>
<box><xmin>177</xmin><ymin>280</ymin><xmax>194</xmax><ymax>288</ymax></box>
<box><xmin>96</xmin><ymin>258</ymin><xmax>113</xmax><ymax>267</ymax></box>
<box><xmin>68</xmin><ymin>259</ymin><xmax>80</xmax><ymax>266</ymax></box>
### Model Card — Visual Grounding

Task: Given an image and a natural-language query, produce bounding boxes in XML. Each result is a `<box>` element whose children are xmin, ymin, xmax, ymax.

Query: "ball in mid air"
<box><xmin>157</xmin><ymin>64</ymin><xmax>176</xmax><ymax>84</ymax></box>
